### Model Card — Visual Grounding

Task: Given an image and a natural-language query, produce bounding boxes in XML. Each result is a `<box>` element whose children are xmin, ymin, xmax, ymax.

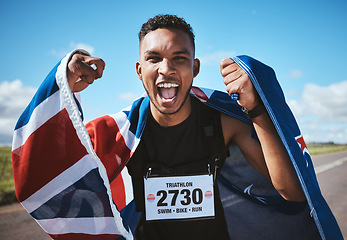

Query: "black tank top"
<box><xmin>127</xmin><ymin>97</ymin><xmax>230</xmax><ymax>240</ymax></box>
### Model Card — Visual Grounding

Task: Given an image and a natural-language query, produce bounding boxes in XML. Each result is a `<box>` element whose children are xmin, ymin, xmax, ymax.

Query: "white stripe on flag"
<box><xmin>120</xmin><ymin>167</ymin><xmax>134</xmax><ymax>205</ymax></box>
<box><xmin>21</xmin><ymin>154</ymin><xmax>99</xmax><ymax>213</ymax></box>
<box><xmin>37</xmin><ymin>217</ymin><xmax>122</xmax><ymax>235</ymax></box>
<box><xmin>12</xmin><ymin>90</ymin><xmax>62</xmax><ymax>150</ymax></box>
<box><xmin>110</xmin><ymin>112</ymin><xmax>140</xmax><ymax>152</ymax></box>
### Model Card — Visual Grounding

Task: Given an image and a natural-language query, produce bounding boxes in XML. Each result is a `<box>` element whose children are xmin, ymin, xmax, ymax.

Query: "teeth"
<box><xmin>162</xmin><ymin>96</ymin><xmax>176</xmax><ymax>102</ymax></box>
<box><xmin>157</xmin><ymin>83</ymin><xmax>179</xmax><ymax>88</ymax></box>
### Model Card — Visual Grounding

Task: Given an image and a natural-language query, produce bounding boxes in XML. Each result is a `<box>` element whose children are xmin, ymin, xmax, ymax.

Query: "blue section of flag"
<box><xmin>30</xmin><ymin>168</ymin><xmax>114</xmax><ymax>220</ymax></box>
<box><xmin>124</xmin><ymin>96</ymin><xmax>149</xmax><ymax>138</ymax></box>
<box><xmin>15</xmin><ymin>61</ymin><xmax>61</xmax><ymax>130</ymax></box>
<box><xmin>73</xmin><ymin>93</ymin><xmax>84</xmax><ymax>121</ymax></box>
<box><xmin>120</xmin><ymin>200</ymin><xmax>141</xmax><ymax>236</ymax></box>
<box><xmin>207</xmin><ymin>90</ymin><xmax>251</xmax><ymax>125</ymax></box>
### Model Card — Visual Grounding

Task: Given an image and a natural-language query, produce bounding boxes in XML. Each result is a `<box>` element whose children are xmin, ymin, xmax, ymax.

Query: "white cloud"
<box><xmin>199</xmin><ymin>51</ymin><xmax>237</xmax><ymax>66</ymax></box>
<box><xmin>290</xmin><ymin>81</ymin><xmax>347</xmax><ymax>122</ymax></box>
<box><xmin>49</xmin><ymin>42</ymin><xmax>95</xmax><ymax>58</ymax></box>
<box><xmin>0</xmin><ymin>80</ymin><xmax>37</xmax><ymax>146</ymax></box>
<box><xmin>117</xmin><ymin>92</ymin><xmax>140</xmax><ymax>103</ymax></box>
<box><xmin>287</xmin><ymin>80</ymin><xmax>347</xmax><ymax>143</ymax></box>
<box><xmin>288</xmin><ymin>69</ymin><xmax>303</xmax><ymax>79</ymax></box>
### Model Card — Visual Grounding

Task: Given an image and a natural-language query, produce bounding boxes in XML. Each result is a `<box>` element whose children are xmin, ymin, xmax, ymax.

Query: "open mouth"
<box><xmin>157</xmin><ymin>83</ymin><xmax>179</xmax><ymax>102</ymax></box>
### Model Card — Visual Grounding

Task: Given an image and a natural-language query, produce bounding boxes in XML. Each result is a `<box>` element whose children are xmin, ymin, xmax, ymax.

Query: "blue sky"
<box><xmin>1</xmin><ymin>0</ymin><xmax>347</xmax><ymax>145</ymax></box>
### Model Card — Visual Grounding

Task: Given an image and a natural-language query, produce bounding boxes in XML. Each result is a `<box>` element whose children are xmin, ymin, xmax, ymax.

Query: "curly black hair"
<box><xmin>138</xmin><ymin>14</ymin><xmax>195</xmax><ymax>51</ymax></box>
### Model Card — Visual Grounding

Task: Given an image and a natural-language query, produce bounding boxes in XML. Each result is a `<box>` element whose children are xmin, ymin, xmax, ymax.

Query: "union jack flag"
<box><xmin>12</xmin><ymin>52</ymin><xmax>134</xmax><ymax>239</ymax></box>
<box><xmin>12</xmin><ymin>51</ymin><xmax>343</xmax><ymax>240</ymax></box>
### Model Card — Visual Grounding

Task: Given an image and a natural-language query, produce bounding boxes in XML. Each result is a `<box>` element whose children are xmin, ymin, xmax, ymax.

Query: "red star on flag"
<box><xmin>295</xmin><ymin>135</ymin><xmax>309</xmax><ymax>155</ymax></box>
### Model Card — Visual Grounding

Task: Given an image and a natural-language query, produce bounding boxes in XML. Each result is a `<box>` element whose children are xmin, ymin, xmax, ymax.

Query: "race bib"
<box><xmin>144</xmin><ymin>174</ymin><xmax>215</xmax><ymax>221</ymax></box>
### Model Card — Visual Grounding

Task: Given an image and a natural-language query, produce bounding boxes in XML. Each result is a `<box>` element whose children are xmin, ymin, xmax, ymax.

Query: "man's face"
<box><xmin>136</xmin><ymin>28</ymin><xmax>200</xmax><ymax>119</ymax></box>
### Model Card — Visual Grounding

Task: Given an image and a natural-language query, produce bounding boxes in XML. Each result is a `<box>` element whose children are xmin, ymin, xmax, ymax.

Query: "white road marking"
<box><xmin>315</xmin><ymin>156</ymin><xmax>347</xmax><ymax>174</ymax></box>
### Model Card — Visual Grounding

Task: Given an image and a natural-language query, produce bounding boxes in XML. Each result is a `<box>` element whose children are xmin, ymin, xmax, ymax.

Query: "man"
<box><xmin>12</xmin><ymin>14</ymin><xmax>342</xmax><ymax>240</ymax></box>
<box><xmin>69</xmin><ymin>15</ymin><xmax>304</xmax><ymax>239</ymax></box>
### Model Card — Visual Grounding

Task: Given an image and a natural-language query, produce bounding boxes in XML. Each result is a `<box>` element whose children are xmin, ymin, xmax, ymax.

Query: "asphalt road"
<box><xmin>312</xmin><ymin>150</ymin><xmax>347</xmax><ymax>238</ymax></box>
<box><xmin>1</xmin><ymin>151</ymin><xmax>346</xmax><ymax>239</ymax></box>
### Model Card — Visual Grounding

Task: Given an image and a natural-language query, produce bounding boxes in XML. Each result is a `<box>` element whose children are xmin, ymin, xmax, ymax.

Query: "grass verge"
<box><xmin>307</xmin><ymin>143</ymin><xmax>347</xmax><ymax>156</ymax></box>
<box><xmin>0</xmin><ymin>147</ymin><xmax>16</xmax><ymax>205</ymax></box>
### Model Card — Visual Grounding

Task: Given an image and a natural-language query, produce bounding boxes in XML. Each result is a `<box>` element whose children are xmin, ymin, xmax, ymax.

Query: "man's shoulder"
<box><xmin>191</xmin><ymin>87</ymin><xmax>250</xmax><ymax>126</ymax></box>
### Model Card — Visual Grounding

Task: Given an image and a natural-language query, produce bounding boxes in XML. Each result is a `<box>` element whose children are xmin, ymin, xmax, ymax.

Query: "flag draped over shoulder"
<box><xmin>12</xmin><ymin>51</ymin><xmax>343</xmax><ymax>240</ymax></box>
<box><xmin>12</xmin><ymin>51</ymin><xmax>133</xmax><ymax>240</ymax></box>
<box><xmin>222</xmin><ymin>56</ymin><xmax>343</xmax><ymax>240</ymax></box>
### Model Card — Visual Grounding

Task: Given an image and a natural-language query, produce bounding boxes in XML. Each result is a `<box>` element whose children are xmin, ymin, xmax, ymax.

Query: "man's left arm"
<box><xmin>220</xmin><ymin>58</ymin><xmax>306</xmax><ymax>202</ymax></box>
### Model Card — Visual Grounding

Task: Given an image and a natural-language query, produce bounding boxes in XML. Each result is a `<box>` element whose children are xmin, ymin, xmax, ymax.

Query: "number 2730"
<box><xmin>156</xmin><ymin>188</ymin><xmax>203</xmax><ymax>207</ymax></box>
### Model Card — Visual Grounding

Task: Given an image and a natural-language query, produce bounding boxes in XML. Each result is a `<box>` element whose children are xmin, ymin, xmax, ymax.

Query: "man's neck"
<box><xmin>150</xmin><ymin>97</ymin><xmax>192</xmax><ymax>127</ymax></box>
